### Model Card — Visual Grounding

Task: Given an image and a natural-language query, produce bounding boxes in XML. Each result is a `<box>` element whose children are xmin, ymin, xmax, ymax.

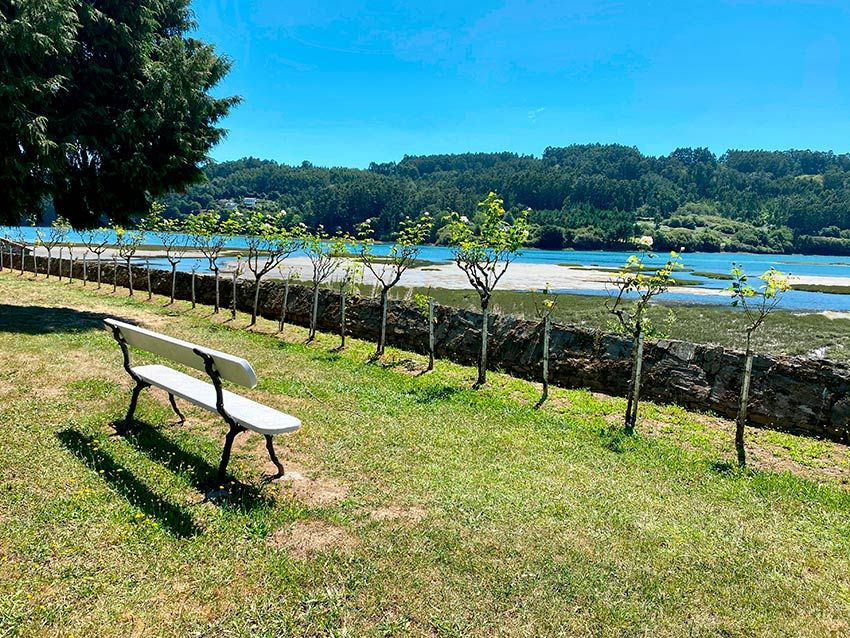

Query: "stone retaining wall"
<box><xmin>8</xmin><ymin>254</ymin><xmax>850</xmax><ymax>444</ymax></box>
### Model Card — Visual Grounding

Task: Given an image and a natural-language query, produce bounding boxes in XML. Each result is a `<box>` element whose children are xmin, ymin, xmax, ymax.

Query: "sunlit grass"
<box><xmin>1</xmin><ymin>272</ymin><xmax>849</xmax><ymax>636</ymax></box>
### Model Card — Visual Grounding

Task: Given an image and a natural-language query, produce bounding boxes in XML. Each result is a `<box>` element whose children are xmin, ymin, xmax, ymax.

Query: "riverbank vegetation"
<box><xmin>372</xmin><ymin>284</ymin><xmax>850</xmax><ymax>362</ymax></box>
<box><xmin>160</xmin><ymin>146</ymin><xmax>850</xmax><ymax>254</ymax></box>
<box><xmin>2</xmin><ymin>274</ymin><xmax>850</xmax><ymax>635</ymax></box>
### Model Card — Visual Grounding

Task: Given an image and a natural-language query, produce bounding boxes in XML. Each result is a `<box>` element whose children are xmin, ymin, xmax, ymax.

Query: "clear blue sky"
<box><xmin>191</xmin><ymin>0</ymin><xmax>849</xmax><ymax>168</ymax></box>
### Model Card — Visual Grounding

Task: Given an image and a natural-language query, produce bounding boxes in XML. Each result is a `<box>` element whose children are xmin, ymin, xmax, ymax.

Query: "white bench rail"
<box><xmin>104</xmin><ymin>318</ymin><xmax>300</xmax><ymax>481</ymax></box>
<box><xmin>104</xmin><ymin>319</ymin><xmax>257</xmax><ymax>388</ymax></box>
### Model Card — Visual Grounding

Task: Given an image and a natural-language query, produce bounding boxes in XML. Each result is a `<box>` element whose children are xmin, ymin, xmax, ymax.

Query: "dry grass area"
<box><xmin>1</xmin><ymin>271</ymin><xmax>850</xmax><ymax>637</ymax></box>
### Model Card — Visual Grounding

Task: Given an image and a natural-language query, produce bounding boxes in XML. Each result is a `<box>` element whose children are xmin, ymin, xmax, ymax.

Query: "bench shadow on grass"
<box><xmin>0</xmin><ymin>303</ymin><xmax>129</xmax><ymax>335</ymax></box>
<box><xmin>117</xmin><ymin>420</ymin><xmax>274</xmax><ymax>513</ymax></box>
<box><xmin>56</xmin><ymin>428</ymin><xmax>201</xmax><ymax>538</ymax></box>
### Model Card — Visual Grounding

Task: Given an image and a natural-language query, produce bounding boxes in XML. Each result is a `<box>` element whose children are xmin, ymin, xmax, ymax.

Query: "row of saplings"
<box><xmin>2</xmin><ymin>194</ymin><xmax>791</xmax><ymax>468</ymax></box>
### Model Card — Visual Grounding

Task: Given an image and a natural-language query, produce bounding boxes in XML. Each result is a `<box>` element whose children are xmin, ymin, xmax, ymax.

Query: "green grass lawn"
<box><xmin>1</xmin><ymin>271</ymin><xmax>850</xmax><ymax>636</ymax></box>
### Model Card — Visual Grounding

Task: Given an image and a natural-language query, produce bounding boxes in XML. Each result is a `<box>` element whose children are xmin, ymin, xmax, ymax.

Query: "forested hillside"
<box><xmin>163</xmin><ymin>145</ymin><xmax>850</xmax><ymax>254</ymax></box>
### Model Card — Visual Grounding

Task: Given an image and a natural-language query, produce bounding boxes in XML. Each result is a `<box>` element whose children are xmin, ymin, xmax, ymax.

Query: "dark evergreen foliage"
<box><xmin>164</xmin><ymin>145</ymin><xmax>850</xmax><ymax>253</ymax></box>
<box><xmin>0</xmin><ymin>0</ymin><xmax>239</xmax><ymax>227</ymax></box>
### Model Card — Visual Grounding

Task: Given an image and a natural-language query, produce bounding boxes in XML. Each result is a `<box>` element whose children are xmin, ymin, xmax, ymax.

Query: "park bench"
<box><xmin>104</xmin><ymin>318</ymin><xmax>301</xmax><ymax>482</ymax></box>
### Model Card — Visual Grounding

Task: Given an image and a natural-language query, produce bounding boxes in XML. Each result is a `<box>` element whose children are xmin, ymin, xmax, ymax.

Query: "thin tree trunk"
<box><xmin>170</xmin><ymin>264</ymin><xmax>177</xmax><ymax>304</ymax></box>
<box><xmin>309</xmin><ymin>284</ymin><xmax>320</xmax><ymax>340</ymax></box>
<box><xmin>538</xmin><ymin>314</ymin><xmax>551</xmax><ymax>407</ymax></box>
<box><xmin>22</xmin><ymin>248</ymin><xmax>27</xmax><ymax>276</ymax></box>
<box><xmin>191</xmin><ymin>268</ymin><xmax>196</xmax><ymax>308</ymax></box>
<box><xmin>57</xmin><ymin>248</ymin><xmax>62</xmax><ymax>281</ymax></box>
<box><xmin>475</xmin><ymin>297</ymin><xmax>490</xmax><ymax>387</ymax></box>
<box><xmin>376</xmin><ymin>287</ymin><xmax>389</xmax><ymax>356</ymax></box>
<box><xmin>231</xmin><ymin>270</ymin><xmax>238</xmax><ymax>320</ymax></box>
<box><xmin>214</xmin><ymin>267</ymin><xmax>220</xmax><ymax>313</ymax></box>
<box><xmin>340</xmin><ymin>288</ymin><xmax>346</xmax><ymax>348</ymax></box>
<box><xmin>46</xmin><ymin>253</ymin><xmax>51</xmax><ymax>279</ymax></box>
<box><xmin>127</xmin><ymin>258</ymin><xmax>134</xmax><ymax>296</ymax></box>
<box><xmin>278</xmin><ymin>280</ymin><xmax>290</xmax><ymax>332</ymax></box>
<box><xmin>624</xmin><ymin>326</ymin><xmax>645</xmax><ymax>434</ymax></box>
<box><xmin>69</xmin><ymin>254</ymin><xmax>74</xmax><ymax>283</ymax></box>
<box><xmin>146</xmin><ymin>259</ymin><xmax>152</xmax><ymax>300</ymax></box>
<box><xmin>32</xmin><ymin>253</ymin><xmax>38</xmax><ymax>277</ymax></box>
<box><xmin>82</xmin><ymin>254</ymin><xmax>87</xmax><ymax>285</ymax></box>
<box><xmin>97</xmin><ymin>253</ymin><xmax>102</xmax><ymax>288</ymax></box>
<box><xmin>427</xmin><ymin>298</ymin><xmax>435</xmax><ymax>371</ymax></box>
<box><xmin>251</xmin><ymin>276</ymin><xmax>261</xmax><ymax>326</ymax></box>
<box><xmin>736</xmin><ymin>333</ymin><xmax>754</xmax><ymax>467</ymax></box>
<box><xmin>112</xmin><ymin>256</ymin><xmax>117</xmax><ymax>292</ymax></box>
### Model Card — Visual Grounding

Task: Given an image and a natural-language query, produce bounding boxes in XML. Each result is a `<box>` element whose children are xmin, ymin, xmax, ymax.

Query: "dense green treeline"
<box><xmin>163</xmin><ymin>145</ymin><xmax>850</xmax><ymax>253</ymax></box>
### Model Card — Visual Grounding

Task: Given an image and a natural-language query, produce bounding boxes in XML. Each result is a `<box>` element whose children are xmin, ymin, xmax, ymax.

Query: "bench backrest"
<box><xmin>104</xmin><ymin>319</ymin><xmax>258</xmax><ymax>388</ymax></box>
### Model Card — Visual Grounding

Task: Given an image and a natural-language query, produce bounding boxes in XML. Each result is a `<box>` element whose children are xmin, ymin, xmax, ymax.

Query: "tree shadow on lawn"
<box><xmin>0</xmin><ymin>304</ymin><xmax>122</xmax><ymax>335</ymax></box>
<box><xmin>410</xmin><ymin>384</ymin><xmax>462</xmax><ymax>404</ymax></box>
<box><xmin>56</xmin><ymin>428</ymin><xmax>201</xmax><ymax>538</ymax></box>
<box><xmin>118</xmin><ymin>419</ymin><xmax>274</xmax><ymax>513</ymax></box>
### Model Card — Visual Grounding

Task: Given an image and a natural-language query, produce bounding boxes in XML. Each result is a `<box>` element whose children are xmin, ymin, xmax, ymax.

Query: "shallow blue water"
<box><xmin>6</xmin><ymin>226</ymin><xmax>850</xmax><ymax>311</ymax></box>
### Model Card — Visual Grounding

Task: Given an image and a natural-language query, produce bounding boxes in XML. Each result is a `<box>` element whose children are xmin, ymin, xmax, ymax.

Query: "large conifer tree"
<box><xmin>0</xmin><ymin>0</ymin><xmax>239</xmax><ymax>227</ymax></box>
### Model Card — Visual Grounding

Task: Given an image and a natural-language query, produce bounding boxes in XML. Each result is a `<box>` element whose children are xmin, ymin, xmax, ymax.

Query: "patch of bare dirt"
<box><xmin>229</xmin><ymin>435</ymin><xmax>349</xmax><ymax>504</ymax></box>
<box><xmin>267</xmin><ymin>520</ymin><xmax>359</xmax><ymax>559</ymax></box>
<box><xmin>276</xmin><ymin>465</ymin><xmax>350</xmax><ymax>506</ymax></box>
<box><xmin>369</xmin><ymin>506</ymin><xmax>427</xmax><ymax>523</ymax></box>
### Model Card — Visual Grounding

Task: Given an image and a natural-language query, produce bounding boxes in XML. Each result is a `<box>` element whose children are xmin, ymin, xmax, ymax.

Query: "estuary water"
<box><xmin>6</xmin><ymin>226</ymin><xmax>850</xmax><ymax>312</ymax></box>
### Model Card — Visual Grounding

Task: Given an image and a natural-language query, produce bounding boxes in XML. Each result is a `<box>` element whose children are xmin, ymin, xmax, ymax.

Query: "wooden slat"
<box><xmin>104</xmin><ymin>319</ymin><xmax>257</xmax><ymax>388</ymax></box>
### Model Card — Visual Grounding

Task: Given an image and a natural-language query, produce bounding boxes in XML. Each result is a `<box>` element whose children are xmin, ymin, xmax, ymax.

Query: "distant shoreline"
<box><xmin>33</xmin><ymin>245</ymin><xmax>850</xmax><ymax>302</ymax></box>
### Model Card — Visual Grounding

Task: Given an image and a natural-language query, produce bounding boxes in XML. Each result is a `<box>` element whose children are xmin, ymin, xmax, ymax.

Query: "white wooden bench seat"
<box><xmin>132</xmin><ymin>365</ymin><xmax>301</xmax><ymax>435</ymax></box>
<box><xmin>104</xmin><ymin>318</ymin><xmax>301</xmax><ymax>481</ymax></box>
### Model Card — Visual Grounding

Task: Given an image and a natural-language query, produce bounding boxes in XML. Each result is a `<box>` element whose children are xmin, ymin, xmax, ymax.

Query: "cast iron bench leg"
<box><xmin>217</xmin><ymin>423</ymin><xmax>246</xmax><ymax>482</ymax></box>
<box><xmin>265</xmin><ymin>435</ymin><xmax>285</xmax><ymax>478</ymax></box>
<box><xmin>125</xmin><ymin>380</ymin><xmax>149</xmax><ymax>425</ymax></box>
<box><xmin>168</xmin><ymin>393</ymin><xmax>186</xmax><ymax>423</ymax></box>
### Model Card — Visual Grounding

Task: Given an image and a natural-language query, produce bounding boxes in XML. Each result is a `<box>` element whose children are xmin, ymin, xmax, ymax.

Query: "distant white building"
<box><xmin>242</xmin><ymin>197</ymin><xmax>258</xmax><ymax>208</ymax></box>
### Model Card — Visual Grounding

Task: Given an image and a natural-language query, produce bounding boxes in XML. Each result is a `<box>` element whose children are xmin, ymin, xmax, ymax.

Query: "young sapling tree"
<box><xmin>302</xmin><ymin>226</ymin><xmax>349</xmax><ymax>341</ymax></box>
<box><xmin>357</xmin><ymin>212</ymin><xmax>432</xmax><ymax>357</ymax></box>
<box><xmin>80</xmin><ymin>227</ymin><xmax>110</xmax><ymax>288</ymax></box>
<box><xmin>532</xmin><ymin>284</ymin><xmax>558</xmax><ymax>408</ymax></box>
<box><xmin>44</xmin><ymin>216</ymin><xmax>70</xmax><ymax>279</ymax></box>
<box><xmin>15</xmin><ymin>225</ymin><xmax>29</xmax><ymax>275</ymax></box>
<box><xmin>145</xmin><ymin>258</ymin><xmax>152</xmax><ymax>299</ymax></box>
<box><xmin>31</xmin><ymin>222</ymin><xmax>44</xmax><ymax>277</ymax></box>
<box><xmin>277</xmin><ymin>268</ymin><xmax>300</xmax><ymax>333</ymax></box>
<box><xmin>413</xmin><ymin>290</ymin><xmax>438</xmax><ymax>371</ymax></box>
<box><xmin>727</xmin><ymin>265</ymin><xmax>791</xmax><ymax>467</ymax></box>
<box><xmin>113</xmin><ymin>225</ymin><xmax>145</xmax><ymax>296</ymax></box>
<box><xmin>335</xmin><ymin>262</ymin><xmax>362</xmax><ymax>349</ymax></box>
<box><xmin>0</xmin><ymin>226</ymin><xmax>7</xmax><ymax>271</ymax></box>
<box><xmin>446</xmin><ymin>192</ymin><xmax>529</xmax><ymax>387</ymax></box>
<box><xmin>607</xmin><ymin>251</ymin><xmax>683</xmax><ymax>434</ymax></box>
<box><xmin>190</xmin><ymin>259</ymin><xmax>201</xmax><ymax>308</ymax></box>
<box><xmin>230</xmin><ymin>255</ymin><xmax>245</xmax><ymax>320</ymax></box>
<box><xmin>185</xmin><ymin>210</ymin><xmax>239</xmax><ymax>313</ymax></box>
<box><xmin>240</xmin><ymin>209</ymin><xmax>300</xmax><ymax>326</ymax></box>
<box><xmin>145</xmin><ymin>202</ymin><xmax>188</xmax><ymax>304</ymax></box>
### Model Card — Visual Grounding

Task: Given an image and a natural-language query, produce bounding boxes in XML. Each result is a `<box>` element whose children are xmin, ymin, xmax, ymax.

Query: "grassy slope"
<box><xmin>1</xmin><ymin>272</ymin><xmax>850</xmax><ymax>637</ymax></box>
